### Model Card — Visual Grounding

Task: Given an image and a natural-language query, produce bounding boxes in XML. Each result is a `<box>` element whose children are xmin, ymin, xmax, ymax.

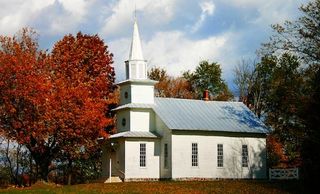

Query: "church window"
<box><xmin>191</xmin><ymin>143</ymin><xmax>198</xmax><ymax>167</ymax></box>
<box><xmin>125</xmin><ymin>63</ymin><xmax>129</xmax><ymax>79</ymax></box>
<box><xmin>122</xmin><ymin>118</ymin><xmax>126</xmax><ymax>126</ymax></box>
<box><xmin>164</xmin><ymin>143</ymin><xmax>168</xmax><ymax>169</ymax></box>
<box><xmin>124</xmin><ymin>92</ymin><xmax>128</xmax><ymax>99</ymax></box>
<box><xmin>140</xmin><ymin>143</ymin><xmax>146</xmax><ymax>167</ymax></box>
<box><xmin>242</xmin><ymin>145</ymin><xmax>249</xmax><ymax>167</ymax></box>
<box><xmin>217</xmin><ymin>144</ymin><xmax>223</xmax><ymax>167</ymax></box>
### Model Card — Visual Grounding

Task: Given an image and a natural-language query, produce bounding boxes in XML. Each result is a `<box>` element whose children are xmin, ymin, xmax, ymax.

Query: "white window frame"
<box><xmin>191</xmin><ymin>143</ymin><xmax>198</xmax><ymax>167</ymax></box>
<box><xmin>242</xmin><ymin>144</ymin><xmax>249</xmax><ymax>167</ymax></box>
<box><xmin>217</xmin><ymin>144</ymin><xmax>223</xmax><ymax>168</ymax></box>
<box><xmin>140</xmin><ymin>143</ymin><xmax>146</xmax><ymax>167</ymax></box>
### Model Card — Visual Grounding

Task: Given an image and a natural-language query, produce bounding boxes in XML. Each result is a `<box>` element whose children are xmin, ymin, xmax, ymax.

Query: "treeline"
<box><xmin>148</xmin><ymin>60</ymin><xmax>233</xmax><ymax>101</ymax></box>
<box><xmin>234</xmin><ymin>0</ymin><xmax>319</xmax><ymax>188</ymax></box>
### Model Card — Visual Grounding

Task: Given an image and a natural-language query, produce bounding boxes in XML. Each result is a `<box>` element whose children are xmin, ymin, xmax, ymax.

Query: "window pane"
<box><xmin>192</xmin><ymin>143</ymin><xmax>198</xmax><ymax>167</ymax></box>
<box><xmin>126</xmin><ymin>63</ymin><xmax>129</xmax><ymax>79</ymax></box>
<box><xmin>140</xmin><ymin>143</ymin><xmax>146</xmax><ymax>167</ymax></box>
<box><xmin>217</xmin><ymin>144</ymin><xmax>223</xmax><ymax>167</ymax></box>
<box><xmin>242</xmin><ymin>145</ymin><xmax>248</xmax><ymax>167</ymax></box>
<box><xmin>164</xmin><ymin>143</ymin><xmax>168</xmax><ymax>168</ymax></box>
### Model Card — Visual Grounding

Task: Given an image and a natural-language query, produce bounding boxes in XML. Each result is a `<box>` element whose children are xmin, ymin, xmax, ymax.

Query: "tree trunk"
<box><xmin>29</xmin><ymin>154</ymin><xmax>33</xmax><ymax>186</ymax></box>
<box><xmin>67</xmin><ymin>159</ymin><xmax>73</xmax><ymax>185</ymax></box>
<box><xmin>39</xmin><ymin>161</ymin><xmax>50</xmax><ymax>182</ymax></box>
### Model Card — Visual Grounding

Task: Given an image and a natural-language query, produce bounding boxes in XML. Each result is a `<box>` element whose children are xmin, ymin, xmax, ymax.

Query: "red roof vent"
<box><xmin>203</xmin><ymin>90</ymin><xmax>209</xmax><ymax>101</ymax></box>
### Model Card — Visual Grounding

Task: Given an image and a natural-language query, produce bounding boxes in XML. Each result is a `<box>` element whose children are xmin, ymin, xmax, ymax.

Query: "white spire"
<box><xmin>129</xmin><ymin>19</ymin><xmax>144</xmax><ymax>60</ymax></box>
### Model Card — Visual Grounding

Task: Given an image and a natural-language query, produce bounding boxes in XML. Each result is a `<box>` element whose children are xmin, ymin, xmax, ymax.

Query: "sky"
<box><xmin>0</xmin><ymin>0</ymin><xmax>308</xmax><ymax>92</ymax></box>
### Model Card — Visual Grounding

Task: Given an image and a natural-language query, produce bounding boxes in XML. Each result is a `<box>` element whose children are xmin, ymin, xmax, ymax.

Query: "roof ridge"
<box><xmin>155</xmin><ymin>97</ymin><xmax>241</xmax><ymax>103</ymax></box>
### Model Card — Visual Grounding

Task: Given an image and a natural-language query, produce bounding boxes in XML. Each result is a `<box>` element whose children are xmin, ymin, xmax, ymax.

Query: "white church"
<box><xmin>101</xmin><ymin>20</ymin><xmax>269</xmax><ymax>182</ymax></box>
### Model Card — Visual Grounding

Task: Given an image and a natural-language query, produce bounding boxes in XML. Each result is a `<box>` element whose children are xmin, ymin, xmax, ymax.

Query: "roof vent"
<box><xmin>203</xmin><ymin>90</ymin><xmax>209</xmax><ymax>101</ymax></box>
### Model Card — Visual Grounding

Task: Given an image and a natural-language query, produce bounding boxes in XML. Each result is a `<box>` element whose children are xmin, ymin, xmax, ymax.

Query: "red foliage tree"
<box><xmin>0</xmin><ymin>29</ymin><xmax>116</xmax><ymax>181</ymax></box>
<box><xmin>148</xmin><ymin>67</ymin><xmax>195</xmax><ymax>99</ymax></box>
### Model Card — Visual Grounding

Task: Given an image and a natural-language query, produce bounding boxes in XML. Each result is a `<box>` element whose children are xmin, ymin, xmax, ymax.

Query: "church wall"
<box><xmin>131</xmin><ymin>84</ymin><xmax>154</xmax><ymax>104</ymax></box>
<box><xmin>116</xmin><ymin>110</ymin><xmax>130</xmax><ymax>132</ymax></box>
<box><xmin>154</xmin><ymin>115</ymin><xmax>172</xmax><ymax>179</ymax></box>
<box><xmin>119</xmin><ymin>84</ymin><xmax>131</xmax><ymax>105</ymax></box>
<box><xmin>124</xmin><ymin>139</ymin><xmax>160</xmax><ymax>180</ymax></box>
<box><xmin>130</xmin><ymin>109</ymin><xmax>155</xmax><ymax>131</ymax></box>
<box><xmin>101</xmin><ymin>139</ymin><xmax>126</xmax><ymax>180</ymax></box>
<box><xmin>171</xmin><ymin>134</ymin><xmax>266</xmax><ymax>179</ymax></box>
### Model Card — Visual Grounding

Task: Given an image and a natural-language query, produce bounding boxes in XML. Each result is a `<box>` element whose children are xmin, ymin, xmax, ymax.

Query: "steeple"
<box><xmin>125</xmin><ymin>19</ymin><xmax>147</xmax><ymax>80</ymax></box>
<box><xmin>129</xmin><ymin>19</ymin><xmax>144</xmax><ymax>60</ymax></box>
<box><xmin>118</xmin><ymin>18</ymin><xmax>158</xmax><ymax>106</ymax></box>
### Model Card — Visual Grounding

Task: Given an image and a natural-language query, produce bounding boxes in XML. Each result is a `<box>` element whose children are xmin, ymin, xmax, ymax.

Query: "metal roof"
<box><xmin>153</xmin><ymin>98</ymin><xmax>269</xmax><ymax>134</ymax></box>
<box><xmin>117</xmin><ymin>79</ymin><xmax>158</xmax><ymax>86</ymax></box>
<box><xmin>110</xmin><ymin>131</ymin><xmax>160</xmax><ymax>139</ymax></box>
<box><xmin>112</xmin><ymin>103</ymin><xmax>154</xmax><ymax>111</ymax></box>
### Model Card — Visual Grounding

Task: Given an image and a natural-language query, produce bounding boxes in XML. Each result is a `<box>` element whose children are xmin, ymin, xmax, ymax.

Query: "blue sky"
<box><xmin>0</xmin><ymin>0</ymin><xmax>308</xmax><ymax>92</ymax></box>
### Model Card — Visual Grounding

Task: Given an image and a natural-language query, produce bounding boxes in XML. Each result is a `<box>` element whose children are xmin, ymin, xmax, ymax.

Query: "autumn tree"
<box><xmin>148</xmin><ymin>67</ymin><xmax>195</xmax><ymax>99</ymax></box>
<box><xmin>48</xmin><ymin>32</ymin><xmax>116</xmax><ymax>184</ymax></box>
<box><xmin>183</xmin><ymin>60</ymin><xmax>233</xmax><ymax>101</ymax></box>
<box><xmin>0</xmin><ymin>28</ymin><xmax>52</xmax><ymax>181</ymax></box>
<box><xmin>0</xmin><ymin>29</ymin><xmax>116</xmax><ymax>182</ymax></box>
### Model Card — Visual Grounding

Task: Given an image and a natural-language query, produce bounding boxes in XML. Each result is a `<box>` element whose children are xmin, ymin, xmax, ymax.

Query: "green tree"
<box><xmin>259</xmin><ymin>0</ymin><xmax>320</xmax><ymax>185</ymax></box>
<box><xmin>265</xmin><ymin>54</ymin><xmax>305</xmax><ymax>165</ymax></box>
<box><xmin>244</xmin><ymin>54</ymin><xmax>304</xmax><ymax>167</ymax></box>
<box><xmin>183</xmin><ymin>60</ymin><xmax>233</xmax><ymax>101</ymax></box>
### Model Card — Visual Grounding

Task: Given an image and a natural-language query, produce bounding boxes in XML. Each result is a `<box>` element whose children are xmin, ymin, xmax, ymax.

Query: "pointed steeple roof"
<box><xmin>129</xmin><ymin>19</ymin><xmax>144</xmax><ymax>60</ymax></box>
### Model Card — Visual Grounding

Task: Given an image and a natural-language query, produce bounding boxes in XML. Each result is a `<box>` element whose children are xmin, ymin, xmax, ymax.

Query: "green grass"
<box><xmin>0</xmin><ymin>180</ymin><xmax>308</xmax><ymax>194</ymax></box>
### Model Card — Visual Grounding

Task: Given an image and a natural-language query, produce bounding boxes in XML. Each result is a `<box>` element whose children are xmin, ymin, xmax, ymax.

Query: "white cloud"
<box><xmin>46</xmin><ymin>1</ymin><xmax>93</xmax><ymax>35</ymax></box>
<box><xmin>221</xmin><ymin>0</ymin><xmax>308</xmax><ymax>26</ymax></box>
<box><xmin>0</xmin><ymin>0</ymin><xmax>95</xmax><ymax>36</ymax></box>
<box><xmin>109</xmin><ymin>28</ymin><xmax>235</xmax><ymax>82</ymax></box>
<box><xmin>191</xmin><ymin>1</ymin><xmax>215</xmax><ymax>33</ymax></box>
<box><xmin>101</xmin><ymin>0</ymin><xmax>179</xmax><ymax>37</ymax></box>
<box><xmin>145</xmin><ymin>30</ymin><xmax>228</xmax><ymax>75</ymax></box>
<box><xmin>250</xmin><ymin>0</ymin><xmax>305</xmax><ymax>26</ymax></box>
<box><xmin>0</xmin><ymin>0</ymin><xmax>55</xmax><ymax>35</ymax></box>
<box><xmin>57</xmin><ymin>0</ymin><xmax>88</xmax><ymax>16</ymax></box>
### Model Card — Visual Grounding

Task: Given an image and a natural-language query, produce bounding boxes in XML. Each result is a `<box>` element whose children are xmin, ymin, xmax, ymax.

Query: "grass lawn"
<box><xmin>0</xmin><ymin>180</ymin><xmax>308</xmax><ymax>194</ymax></box>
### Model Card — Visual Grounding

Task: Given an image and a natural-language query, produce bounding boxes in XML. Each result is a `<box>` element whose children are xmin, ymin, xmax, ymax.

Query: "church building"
<box><xmin>101</xmin><ymin>19</ymin><xmax>269</xmax><ymax>182</ymax></box>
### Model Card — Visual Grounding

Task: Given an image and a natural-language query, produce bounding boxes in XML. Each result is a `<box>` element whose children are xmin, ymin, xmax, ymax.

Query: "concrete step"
<box><xmin>104</xmin><ymin>176</ymin><xmax>123</xmax><ymax>183</ymax></box>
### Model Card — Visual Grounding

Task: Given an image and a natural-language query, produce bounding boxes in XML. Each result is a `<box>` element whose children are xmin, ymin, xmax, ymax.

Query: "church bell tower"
<box><xmin>115</xmin><ymin>19</ymin><xmax>157</xmax><ymax>133</ymax></box>
<box><xmin>125</xmin><ymin>19</ymin><xmax>147</xmax><ymax>79</ymax></box>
